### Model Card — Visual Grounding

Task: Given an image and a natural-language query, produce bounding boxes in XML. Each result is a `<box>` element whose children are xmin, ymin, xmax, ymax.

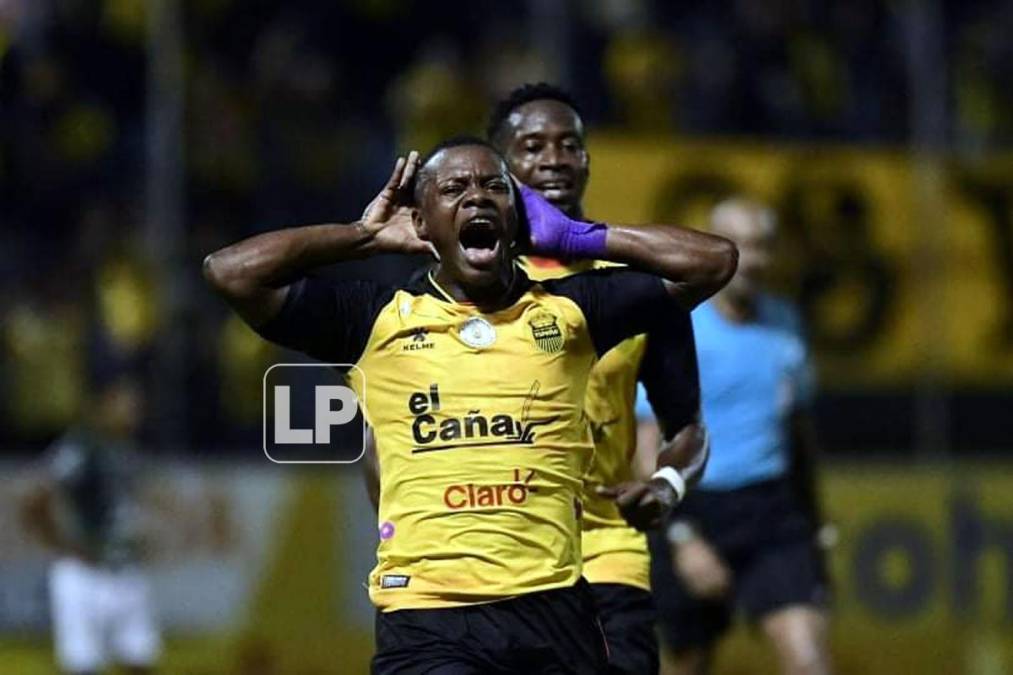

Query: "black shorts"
<box><xmin>372</xmin><ymin>579</ymin><xmax>609</xmax><ymax>674</ymax></box>
<box><xmin>648</xmin><ymin>477</ymin><xmax>829</xmax><ymax>652</ymax></box>
<box><xmin>589</xmin><ymin>583</ymin><xmax>658</xmax><ymax>675</ymax></box>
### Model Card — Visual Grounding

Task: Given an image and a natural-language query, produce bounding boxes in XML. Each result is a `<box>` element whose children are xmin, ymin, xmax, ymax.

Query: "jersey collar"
<box><xmin>418</xmin><ymin>264</ymin><xmax>532</xmax><ymax>308</ymax></box>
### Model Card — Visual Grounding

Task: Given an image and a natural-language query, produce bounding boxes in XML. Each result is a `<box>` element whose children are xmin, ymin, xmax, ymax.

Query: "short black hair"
<box><xmin>419</xmin><ymin>135</ymin><xmax>503</xmax><ymax>168</ymax></box>
<box><xmin>486</xmin><ymin>82</ymin><xmax>583</xmax><ymax>144</ymax></box>
<box><xmin>412</xmin><ymin>135</ymin><xmax>508</xmax><ymax>203</ymax></box>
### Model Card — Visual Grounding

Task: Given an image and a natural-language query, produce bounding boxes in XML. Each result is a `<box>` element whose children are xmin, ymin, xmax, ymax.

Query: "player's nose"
<box><xmin>461</xmin><ymin>185</ymin><xmax>495</xmax><ymax>208</ymax></box>
<box><xmin>538</xmin><ymin>145</ymin><xmax>565</xmax><ymax>169</ymax></box>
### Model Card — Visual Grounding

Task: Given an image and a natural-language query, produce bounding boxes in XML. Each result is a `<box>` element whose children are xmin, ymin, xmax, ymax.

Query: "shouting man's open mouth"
<box><xmin>459</xmin><ymin>215</ymin><xmax>502</xmax><ymax>268</ymax></box>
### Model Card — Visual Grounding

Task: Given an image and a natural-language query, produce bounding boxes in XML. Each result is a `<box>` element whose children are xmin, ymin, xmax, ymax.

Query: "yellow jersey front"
<box><xmin>256</xmin><ymin>265</ymin><xmax>673</xmax><ymax>610</ymax></box>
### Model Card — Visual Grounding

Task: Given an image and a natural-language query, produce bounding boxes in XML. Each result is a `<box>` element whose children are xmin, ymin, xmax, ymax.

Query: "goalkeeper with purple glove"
<box><xmin>487</xmin><ymin>83</ymin><xmax>726</xmax><ymax>675</ymax></box>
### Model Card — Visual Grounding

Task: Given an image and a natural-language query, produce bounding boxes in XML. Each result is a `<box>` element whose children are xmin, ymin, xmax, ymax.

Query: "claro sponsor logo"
<box><xmin>444</xmin><ymin>469</ymin><xmax>538</xmax><ymax>509</ymax></box>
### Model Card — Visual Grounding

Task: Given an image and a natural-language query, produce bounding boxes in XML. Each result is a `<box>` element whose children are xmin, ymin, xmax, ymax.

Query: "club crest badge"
<box><xmin>528</xmin><ymin>310</ymin><xmax>565</xmax><ymax>353</ymax></box>
<box><xmin>459</xmin><ymin>316</ymin><xmax>496</xmax><ymax>348</ymax></box>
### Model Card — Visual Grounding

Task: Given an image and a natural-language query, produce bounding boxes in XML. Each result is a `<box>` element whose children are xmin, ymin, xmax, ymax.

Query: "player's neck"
<box><xmin>714</xmin><ymin>291</ymin><xmax>758</xmax><ymax>323</ymax></box>
<box><xmin>432</xmin><ymin>264</ymin><xmax>519</xmax><ymax>310</ymax></box>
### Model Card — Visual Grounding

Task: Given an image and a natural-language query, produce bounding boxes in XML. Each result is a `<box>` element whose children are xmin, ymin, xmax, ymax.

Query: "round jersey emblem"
<box><xmin>459</xmin><ymin>317</ymin><xmax>496</xmax><ymax>348</ymax></box>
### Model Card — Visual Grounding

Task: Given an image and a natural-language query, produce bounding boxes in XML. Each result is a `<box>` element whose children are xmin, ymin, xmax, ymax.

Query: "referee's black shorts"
<box><xmin>372</xmin><ymin>579</ymin><xmax>609</xmax><ymax>674</ymax></box>
<box><xmin>648</xmin><ymin>477</ymin><xmax>830</xmax><ymax>653</ymax></box>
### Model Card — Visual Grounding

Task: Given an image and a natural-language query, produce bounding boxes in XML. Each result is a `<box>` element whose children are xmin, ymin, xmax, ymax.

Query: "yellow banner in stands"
<box><xmin>584</xmin><ymin>136</ymin><xmax>1013</xmax><ymax>387</ymax></box>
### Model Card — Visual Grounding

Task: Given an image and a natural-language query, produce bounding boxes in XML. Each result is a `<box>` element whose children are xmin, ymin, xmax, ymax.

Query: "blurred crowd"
<box><xmin>2</xmin><ymin>0</ymin><xmax>1012</xmax><ymax>452</ymax></box>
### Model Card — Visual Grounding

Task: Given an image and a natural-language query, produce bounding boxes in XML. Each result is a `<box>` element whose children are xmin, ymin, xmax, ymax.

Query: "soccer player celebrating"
<box><xmin>204</xmin><ymin>139</ymin><xmax>736</xmax><ymax>674</ymax></box>
<box><xmin>487</xmin><ymin>83</ymin><xmax>711</xmax><ymax>675</ymax></box>
<box><xmin>649</xmin><ymin>199</ymin><xmax>831</xmax><ymax>675</ymax></box>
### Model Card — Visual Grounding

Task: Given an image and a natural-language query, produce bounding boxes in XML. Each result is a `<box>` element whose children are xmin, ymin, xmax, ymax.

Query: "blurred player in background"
<box><xmin>205</xmin><ymin>139</ymin><xmax>735</xmax><ymax>674</ymax></box>
<box><xmin>22</xmin><ymin>374</ymin><xmax>161</xmax><ymax>675</ymax></box>
<box><xmin>647</xmin><ymin>199</ymin><xmax>831</xmax><ymax>675</ymax></box>
<box><xmin>488</xmin><ymin>83</ymin><xmax>712</xmax><ymax>675</ymax></box>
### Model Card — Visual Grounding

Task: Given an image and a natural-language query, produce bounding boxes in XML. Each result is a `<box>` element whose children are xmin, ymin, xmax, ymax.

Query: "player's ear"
<box><xmin>412</xmin><ymin>208</ymin><xmax>430</xmax><ymax>241</ymax></box>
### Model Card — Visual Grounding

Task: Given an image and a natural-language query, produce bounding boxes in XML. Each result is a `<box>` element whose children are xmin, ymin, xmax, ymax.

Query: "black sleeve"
<box><xmin>544</xmin><ymin>268</ymin><xmax>671</xmax><ymax>356</ymax></box>
<box><xmin>254</xmin><ymin>276</ymin><xmax>394</xmax><ymax>363</ymax></box>
<box><xmin>638</xmin><ymin>310</ymin><xmax>701</xmax><ymax>440</ymax></box>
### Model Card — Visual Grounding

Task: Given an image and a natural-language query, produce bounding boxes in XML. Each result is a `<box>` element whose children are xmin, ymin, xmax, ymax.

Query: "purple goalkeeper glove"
<box><xmin>518</xmin><ymin>184</ymin><xmax>608</xmax><ymax>260</ymax></box>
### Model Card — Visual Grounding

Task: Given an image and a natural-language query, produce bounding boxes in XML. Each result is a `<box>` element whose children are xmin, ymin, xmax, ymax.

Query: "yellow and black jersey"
<box><xmin>257</xmin><ymin>264</ymin><xmax>673</xmax><ymax>611</ymax></box>
<box><xmin>521</xmin><ymin>256</ymin><xmax>700</xmax><ymax>591</ymax></box>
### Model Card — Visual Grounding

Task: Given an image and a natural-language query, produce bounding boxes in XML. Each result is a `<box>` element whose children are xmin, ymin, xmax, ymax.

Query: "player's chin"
<box><xmin>451</xmin><ymin>256</ymin><xmax>507</xmax><ymax>289</ymax></box>
<box><xmin>546</xmin><ymin>193</ymin><xmax>580</xmax><ymax>216</ymax></box>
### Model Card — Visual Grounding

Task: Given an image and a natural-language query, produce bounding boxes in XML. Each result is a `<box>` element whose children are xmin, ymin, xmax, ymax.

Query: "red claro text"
<box><xmin>443</xmin><ymin>469</ymin><xmax>537</xmax><ymax>509</ymax></box>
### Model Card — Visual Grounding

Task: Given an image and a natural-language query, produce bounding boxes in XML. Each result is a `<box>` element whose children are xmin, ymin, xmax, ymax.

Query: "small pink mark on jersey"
<box><xmin>379</xmin><ymin>521</ymin><xmax>395</xmax><ymax>540</ymax></box>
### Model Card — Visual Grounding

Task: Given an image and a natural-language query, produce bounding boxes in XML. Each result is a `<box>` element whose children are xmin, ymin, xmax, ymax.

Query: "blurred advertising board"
<box><xmin>700</xmin><ymin>463</ymin><xmax>1013</xmax><ymax>674</ymax></box>
<box><xmin>0</xmin><ymin>462</ymin><xmax>290</xmax><ymax>633</ymax></box>
<box><xmin>0</xmin><ymin>461</ymin><xmax>377</xmax><ymax>672</ymax></box>
<box><xmin>4</xmin><ymin>462</ymin><xmax>1013</xmax><ymax>673</ymax></box>
<box><xmin>816</xmin><ymin>463</ymin><xmax>1013</xmax><ymax>674</ymax></box>
<box><xmin>585</xmin><ymin>136</ymin><xmax>1013</xmax><ymax>388</ymax></box>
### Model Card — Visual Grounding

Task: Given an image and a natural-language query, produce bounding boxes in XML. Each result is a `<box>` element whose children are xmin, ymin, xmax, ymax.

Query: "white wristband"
<box><xmin>651</xmin><ymin>466</ymin><xmax>686</xmax><ymax>503</ymax></box>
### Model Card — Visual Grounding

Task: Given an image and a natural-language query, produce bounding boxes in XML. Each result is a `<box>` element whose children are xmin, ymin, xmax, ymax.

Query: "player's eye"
<box><xmin>562</xmin><ymin>139</ymin><xmax>582</xmax><ymax>153</ymax></box>
<box><xmin>524</xmin><ymin>141</ymin><xmax>543</xmax><ymax>153</ymax></box>
<box><xmin>486</xmin><ymin>180</ymin><xmax>508</xmax><ymax>192</ymax></box>
<box><xmin>440</xmin><ymin>183</ymin><xmax>465</xmax><ymax>195</ymax></box>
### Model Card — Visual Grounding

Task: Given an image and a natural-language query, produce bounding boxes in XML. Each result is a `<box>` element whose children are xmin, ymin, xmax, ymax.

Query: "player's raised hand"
<box><xmin>597</xmin><ymin>478</ymin><xmax>679</xmax><ymax>531</ymax></box>
<box><xmin>362</xmin><ymin>152</ymin><xmax>434</xmax><ymax>257</ymax></box>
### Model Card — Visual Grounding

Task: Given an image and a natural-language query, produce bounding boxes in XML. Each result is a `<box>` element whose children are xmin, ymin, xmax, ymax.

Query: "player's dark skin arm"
<box><xmin>560</xmin><ymin>223</ymin><xmax>728</xmax><ymax>526</ymax></box>
<box><xmin>202</xmin><ymin>153</ymin><xmax>428</xmax><ymax>326</ymax></box>
<box><xmin>521</xmin><ymin>210</ymin><xmax>738</xmax><ymax>309</ymax></box>
<box><xmin>202</xmin><ymin>223</ymin><xmax>372</xmax><ymax>326</ymax></box>
<box><xmin>600</xmin><ymin>311</ymin><xmax>708</xmax><ymax>530</ymax></box>
<box><xmin>600</xmin><ymin>420</ymin><xmax>708</xmax><ymax>531</ymax></box>
<box><xmin>600</xmin><ymin>349</ymin><xmax>707</xmax><ymax>530</ymax></box>
<box><xmin>600</xmin><ymin>223</ymin><xmax>738</xmax><ymax>310</ymax></box>
<box><xmin>519</xmin><ymin>188</ymin><xmax>738</xmax><ymax>309</ymax></box>
<box><xmin>657</xmin><ymin>421</ymin><xmax>709</xmax><ymax>489</ymax></box>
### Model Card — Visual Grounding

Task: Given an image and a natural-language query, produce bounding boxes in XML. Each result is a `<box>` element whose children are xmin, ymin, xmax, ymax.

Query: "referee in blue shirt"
<box><xmin>643</xmin><ymin>199</ymin><xmax>831</xmax><ymax>675</ymax></box>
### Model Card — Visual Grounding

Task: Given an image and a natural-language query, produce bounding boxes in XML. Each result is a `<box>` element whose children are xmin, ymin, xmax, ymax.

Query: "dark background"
<box><xmin>1</xmin><ymin>0</ymin><xmax>1011</xmax><ymax>456</ymax></box>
